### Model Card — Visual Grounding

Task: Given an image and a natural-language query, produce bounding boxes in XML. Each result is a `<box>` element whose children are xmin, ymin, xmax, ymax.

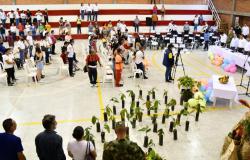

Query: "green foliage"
<box><xmin>241</xmin><ymin>119</ymin><xmax>250</xmax><ymax>136</ymax></box>
<box><xmin>126</xmin><ymin>90</ymin><xmax>135</xmax><ymax>97</ymax></box>
<box><xmin>146</xmin><ymin>149</ymin><xmax>165</xmax><ymax>160</ymax></box>
<box><xmin>130</xmin><ymin>101</ymin><xmax>136</xmax><ymax>109</ymax></box>
<box><xmin>148</xmin><ymin>139</ymin><xmax>155</xmax><ymax>148</ymax></box>
<box><xmin>167</xmin><ymin>99</ymin><xmax>177</xmax><ymax>107</ymax></box>
<box><xmin>177</xmin><ymin>76</ymin><xmax>195</xmax><ymax>89</ymax></box>
<box><xmin>172</xmin><ymin>118</ymin><xmax>180</xmax><ymax>129</ymax></box>
<box><xmin>145</xmin><ymin>101</ymin><xmax>151</xmax><ymax>109</ymax></box>
<box><xmin>104</xmin><ymin>123</ymin><xmax>111</xmax><ymax>133</ymax></box>
<box><xmin>83</xmin><ymin>126</ymin><xmax>95</xmax><ymax>141</ymax></box>
<box><xmin>91</xmin><ymin>116</ymin><xmax>99</xmax><ymax>125</ymax></box>
<box><xmin>105</xmin><ymin>105</ymin><xmax>113</xmax><ymax>117</ymax></box>
<box><xmin>138</xmin><ymin>126</ymin><xmax>151</xmax><ymax>136</ymax></box>
<box><xmin>148</xmin><ymin>87</ymin><xmax>157</xmax><ymax>95</ymax></box>
<box><xmin>110</xmin><ymin>97</ymin><xmax>119</xmax><ymax>103</ymax></box>
<box><xmin>120</xmin><ymin>108</ymin><xmax>129</xmax><ymax>119</ymax></box>
<box><xmin>157</xmin><ymin>129</ymin><xmax>164</xmax><ymax>136</ymax></box>
<box><xmin>152</xmin><ymin>100</ymin><xmax>160</xmax><ymax>111</ymax></box>
<box><xmin>120</xmin><ymin>93</ymin><xmax>126</xmax><ymax>101</ymax></box>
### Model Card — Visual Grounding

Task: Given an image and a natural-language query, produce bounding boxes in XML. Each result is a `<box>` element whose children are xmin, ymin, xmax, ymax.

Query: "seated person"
<box><xmin>230</xmin><ymin>34</ymin><xmax>239</xmax><ymax>51</ymax></box>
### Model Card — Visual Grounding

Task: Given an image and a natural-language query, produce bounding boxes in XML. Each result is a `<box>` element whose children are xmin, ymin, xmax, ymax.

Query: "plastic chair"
<box><xmin>23</xmin><ymin>63</ymin><xmax>37</xmax><ymax>85</ymax></box>
<box><xmin>0</xmin><ymin>62</ymin><xmax>7</xmax><ymax>85</ymax></box>
<box><xmin>131</xmin><ymin>62</ymin><xmax>143</xmax><ymax>79</ymax></box>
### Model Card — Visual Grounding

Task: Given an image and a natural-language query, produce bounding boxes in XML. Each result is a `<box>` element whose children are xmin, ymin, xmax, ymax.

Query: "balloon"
<box><xmin>200</xmin><ymin>86</ymin><xmax>206</xmax><ymax>92</ymax></box>
<box><xmin>223</xmin><ymin>58</ymin><xmax>230</xmax><ymax>64</ymax></box>
<box><xmin>224</xmin><ymin>65</ymin><xmax>231</xmax><ymax>72</ymax></box>
<box><xmin>221</xmin><ymin>63</ymin><xmax>228</xmax><ymax>69</ymax></box>
<box><xmin>200</xmin><ymin>79</ymin><xmax>208</xmax><ymax>86</ymax></box>
<box><xmin>230</xmin><ymin>66</ymin><xmax>237</xmax><ymax>73</ymax></box>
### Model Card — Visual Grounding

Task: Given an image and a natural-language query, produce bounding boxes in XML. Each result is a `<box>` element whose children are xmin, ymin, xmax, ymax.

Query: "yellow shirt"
<box><xmin>77</xmin><ymin>18</ymin><xmax>82</xmax><ymax>25</ymax></box>
<box><xmin>45</xmin><ymin>24</ymin><xmax>51</xmax><ymax>32</ymax></box>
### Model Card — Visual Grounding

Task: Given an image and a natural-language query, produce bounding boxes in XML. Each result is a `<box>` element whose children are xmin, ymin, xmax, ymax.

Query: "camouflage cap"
<box><xmin>115</xmin><ymin>121</ymin><xmax>126</xmax><ymax>130</ymax></box>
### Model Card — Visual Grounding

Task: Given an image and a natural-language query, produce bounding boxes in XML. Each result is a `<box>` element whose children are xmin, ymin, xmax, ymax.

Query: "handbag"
<box><xmin>85</xmin><ymin>141</ymin><xmax>94</xmax><ymax>160</ymax></box>
<box><xmin>220</xmin><ymin>136</ymin><xmax>239</xmax><ymax>160</ymax></box>
<box><xmin>83</xmin><ymin>65</ymin><xmax>88</xmax><ymax>73</ymax></box>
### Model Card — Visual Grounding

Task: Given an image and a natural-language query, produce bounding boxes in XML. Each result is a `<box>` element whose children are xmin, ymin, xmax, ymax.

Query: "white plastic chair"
<box><xmin>0</xmin><ymin>62</ymin><xmax>7</xmax><ymax>85</ymax></box>
<box><xmin>131</xmin><ymin>62</ymin><xmax>143</xmax><ymax>79</ymax></box>
<box><xmin>102</xmin><ymin>66</ymin><xmax>115</xmax><ymax>87</ymax></box>
<box><xmin>58</xmin><ymin>58</ymin><xmax>69</xmax><ymax>76</ymax></box>
<box><xmin>23</xmin><ymin>63</ymin><xmax>37</xmax><ymax>85</ymax></box>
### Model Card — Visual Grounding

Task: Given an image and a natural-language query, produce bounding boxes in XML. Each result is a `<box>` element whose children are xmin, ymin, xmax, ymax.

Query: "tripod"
<box><xmin>237</xmin><ymin>51</ymin><xmax>250</xmax><ymax>97</ymax></box>
<box><xmin>172</xmin><ymin>47</ymin><xmax>186</xmax><ymax>82</ymax></box>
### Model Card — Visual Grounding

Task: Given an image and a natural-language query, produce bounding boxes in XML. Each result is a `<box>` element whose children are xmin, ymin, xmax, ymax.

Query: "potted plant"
<box><xmin>130</xmin><ymin>100</ymin><xmax>136</xmax><ymax>115</ymax></box>
<box><xmin>131</xmin><ymin>117</ymin><xmax>137</xmax><ymax>129</ymax></box>
<box><xmin>83</xmin><ymin>126</ymin><xmax>95</xmax><ymax>147</ymax></box>
<box><xmin>167</xmin><ymin>98</ymin><xmax>177</xmax><ymax>112</ymax></box>
<box><xmin>109</xmin><ymin>115</ymin><xmax>116</xmax><ymax>130</ymax></box>
<box><xmin>188</xmin><ymin>91</ymin><xmax>206</xmax><ymax>122</ymax></box>
<box><xmin>138</xmin><ymin>126</ymin><xmax>151</xmax><ymax>148</ymax></box>
<box><xmin>171</xmin><ymin>118</ymin><xmax>179</xmax><ymax>140</ymax></box>
<box><xmin>151</xmin><ymin>113</ymin><xmax>158</xmax><ymax>124</ymax></box>
<box><xmin>104</xmin><ymin>105</ymin><xmax>113</xmax><ymax>122</ymax></box>
<box><xmin>135</xmin><ymin>107</ymin><xmax>143</xmax><ymax>122</ymax></box>
<box><xmin>163</xmin><ymin>89</ymin><xmax>168</xmax><ymax>105</ymax></box>
<box><xmin>110</xmin><ymin>97</ymin><xmax>119</xmax><ymax>115</ymax></box>
<box><xmin>101</xmin><ymin>123</ymin><xmax>110</xmax><ymax>143</ymax></box>
<box><xmin>146</xmin><ymin>148</ymin><xmax>164</xmax><ymax>160</ymax></box>
<box><xmin>120</xmin><ymin>93</ymin><xmax>126</xmax><ymax>108</ymax></box>
<box><xmin>180</xmin><ymin>103</ymin><xmax>191</xmax><ymax>132</ymax></box>
<box><xmin>120</xmin><ymin>108</ymin><xmax>129</xmax><ymax>122</ymax></box>
<box><xmin>91</xmin><ymin>116</ymin><xmax>101</xmax><ymax>132</ymax></box>
<box><xmin>144</xmin><ymin>98</ymin><xmax>151</xmax><ymax>116</ymax></box>
<box><xmin>138</xmin><ymin>85</ymin><xmax>143</xmax><ymax>100</ymax></box>
<box><xmin>157</xmin><ymin>129</ymin><xmax>164</xmax><ymax>146</ymax></box>
<box><xmin>127</xmin><ymin>90</ymin><xmax>136</xmax><ymax>102</ymax></box>
<box><xmin>153</xmin><ymin>122</ymin><xmax>158</xmax><ymax>133</ymax></box>
<box><xmin>177</xmin><ymin>76</ymin><xmax>195</xmax><ymax>105</ymax></box>
<box><xmin>152</xmin><ymin>100</ymin><xmax>160</xmax><ymax>113</ymax></box>
<box><xmin>149</xmin><ymin>88</ymin><xmax>157</xmax><ymax>100</ymax></box>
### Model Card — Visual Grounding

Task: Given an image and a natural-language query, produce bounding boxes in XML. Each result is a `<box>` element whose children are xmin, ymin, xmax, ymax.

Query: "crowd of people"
<box><xmin>0</xmin><ymin>116</ymin><xmax>145</xmax><ymax>160</ymax></box>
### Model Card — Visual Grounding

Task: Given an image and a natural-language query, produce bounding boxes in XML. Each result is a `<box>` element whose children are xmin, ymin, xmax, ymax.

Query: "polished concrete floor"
<box><xmin>0</xmin><ymin>40</ymin><xmax>249</xmax><ymax>160</ymax></box>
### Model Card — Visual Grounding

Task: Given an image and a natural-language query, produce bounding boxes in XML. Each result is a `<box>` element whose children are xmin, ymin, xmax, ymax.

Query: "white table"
<box><xmin>209</xmin><ymin>46</ymin><xmax>250</xmax><ymax>74</ymax></box>
<box><xmin>211</xmin><ymin>75</ymin><xmax>238</xmax><ymax>108</ymax></box>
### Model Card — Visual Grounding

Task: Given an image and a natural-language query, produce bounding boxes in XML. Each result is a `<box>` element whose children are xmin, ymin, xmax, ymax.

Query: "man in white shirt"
<box><xmin>20</xmin><ymin>10</ymin><xmax>26</xmax><ymax>26</ymax></box>
<box><xmin>14</xmin><ymin>8</ymin><xmax>20</xmax><ymax>26</ymax></box>
<box><xmin>80</xmin><ymin>3</ymin><xmax>86</xmax><ymax>20</ymax></box>
<box><xmin>17</xmin><ymin>37</ymin><xmax>26</xmax><ymax>68</ymax></box>
<box><xmin>120</xmin><ymin>21</ymin><xmax>127</xmax><ymax>35</ymax></box>
<box><xmin>238</xmin><ymin>35</ymin><xmax>247</xmax><ymax>53</ymax></box>
<box><xmin>193</xmin><ymin>15</ymin><xmax>199</xmax><ymax>32</ymax></box>
<box><xmin>117</xmin><ymin>20</ymin><xmax>122</xmax><ymax>36</ymax></box>
<box><xmin>67</xmin><ymin>39</ymin><xmax>75</xmax><ymax>77</ymax></box>
<box><xmin>35</xmin><ymin>10</ymin><xmax>43</xmax><ymax>26</ymax></box>
<box><xmin>0</xmin><ymin>9</ymin><xmax>7</xmax><ymax>28</ymax></box>
<box><xmin>86</xmin><ymin>3</ymin><xmax>92</xmax><ymax>21</ymax></box>
<box><xmin>220</xmin><ymin>32</ymin><xmax>227</xmax><ymax>47</ymax></box>
<box><xmin>230</xmin><ymin>34</ymin><xmax>239</xmax><ymax>51</ymax></box>
<box><xmin>7</xmin><ymin>10</ymin><xmax>15</xmax><ymax>26</ymax></box>
<box><xmin>134</xmin><ymin>46</ymin><xmax>148</xmax><ymax>79</ymax></box>
<box><xmin>244</xmin><ymin>37</ymin><xmax>250</xmax><ymax>54</ymax></box>
<box><xmin>26</xmin><ymin>31</ymin><xmax>34</xmax><ymax>57</ymax></box>
<box><xmin>242</xmin><ymin>24</ymin><xmax>249</xmax><ymax>38</ymax></box>
<box><xmin>92</xmin><ymin>3</ymin><xmax>99</xmax><ymax>21</ymax></box>
<box><xmin>2</xmin><ymin>48</ymin><xmax>16</xmax><ymax>86</ymax></box>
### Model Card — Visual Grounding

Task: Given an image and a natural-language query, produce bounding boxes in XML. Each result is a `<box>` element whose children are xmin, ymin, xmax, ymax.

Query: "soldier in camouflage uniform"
<box><xmin>102</xmin><ymin>121</ymin><xmax>145</xmax><ymax>160</ymax></box>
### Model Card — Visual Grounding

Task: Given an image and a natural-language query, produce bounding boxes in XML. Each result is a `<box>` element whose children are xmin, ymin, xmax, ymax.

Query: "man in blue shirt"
<box><xmin>204</xmin><ymin>30</ymin><xmax>210</xmax><ymax>51</ymax></box>
<box><xmin>163</xmin><ymin>43</ymin><xmax>175</xmax><ymax>82</ymax></box>
<box><xmin>0</xmin><ymin>118</ymin><xmax>26</xmax><ymax>160</ymax></box>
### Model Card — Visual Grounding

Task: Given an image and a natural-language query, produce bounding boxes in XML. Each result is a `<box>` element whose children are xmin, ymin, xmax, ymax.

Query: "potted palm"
<box><xmin>177</xmin><ymin>76</ymin><xmax>195</xmax><ymax>105</ymax></box>
<box><xmin>137</xmin><ymin>85</ymin><xmax>143</xmax><ymax>100</ymax></box>
<box><xmin>127</xmin><ymin>90</ymin><xmax>136</xmax><ymax>102</ymax></box>
<box><xmin>135</xmin><ymin>106</ymin><xmax>143</xmax><ymax>122</ymax></box>
<box><xmin>163</xmin><ymin>89</ymin><xmax>168</xmax><ymax>105</ymax></box>
<box><xmin>144</xmin><ymin>98</ymin><xmax>152</xmax><ymax>116</ymax></box>
<box><xmin>120</xmin><ymin>108</ymin><xmax>129</xmax><ymax>122</ymax></box>
<box><xmin>120</xmin><ymin>93</ymin><xmax>126</xmax><ymax>108</ymax></box>
<box><xmin>91</xmin><ymin>116</ymin><xmax>101</xmax><ymax>132</ymax></box>
<box><xmin>101</xmin><ymin>123</ymin><xmax>111</xmax><ymax>143</ymax></box>
<box><xmin>104</xmin><ymin>105</ymin><xmax>112</xmax><ymax>122</ymax></box>
<box><xmin>138</xmin><ymin>126</ymin><xmax>151</xmax><ymax>148</ymax></box>
<box><xmin>180</xmin><ymin>103</ymin><xmax>191</xmax><ymax>131</ymax></box>
<box><xmin>83</xmin><ymin>126</ymin><xmax>95</xmax><ymax>147</ymax></box>
<box><xmin>110</xmin><ymin>97</ymin><xmax>119</xmax><ymax>115</ymax></box>
<box><xmin>152</xmin><ymin>100</ymin><xmax>160</xmax><ymax>113</ymax></box>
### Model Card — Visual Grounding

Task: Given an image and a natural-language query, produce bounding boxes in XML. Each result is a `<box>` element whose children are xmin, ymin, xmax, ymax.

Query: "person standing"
<box><xmin>115</xmin><ymin>48</ymin><xmax>123</xmax><ymax>87</ymax></box>
<box><xmin>80</xmin><ymin>3</ymin><xmax>86</xmax><ymax>20</ymax></box>
<box><xmin>2</xmin><ymin>48</ymin><xmax>16</xmax><ymax>86</ymax></box>
<box><xmin>35</xmin><ymin>114</ymin><xmax>66</xmax><ymax>160</ymax></box>
<box><xmin>135</xmin><ymin>46</ymin><xmax>148</xmax><ymax>79</ymax></box>
<box><xmin>203</xmin><ymin>30</ymin><xmax>210</xmax><ymax>51</ymax></box>
<box><xmin>20</xmin><ymin>10</ymin><xmax>26</xmax><ymax>26</ymax></box>
<box><xmin>163</xmin><ymin>43</ymin><xmax>174</xmax><ymax>82</ymax></box>
<box><xmin>242</xmin><ymin>24</ymin><xmax>249</xmax><ymax>39</ymax></box>
<box><xmin>14</xmin><ymin>8</ymin><xmax>20</xmax><ymax>26</ymax></box>
<box><xmin>134</xmin><ymin>16</ymin><xmax>140</xmax><ymax>33</ymax></box>
<box><xmin>67</xmin><ymin>39</ymin><xmax>75</xmax><ymax>77</ymax></box>
<box><xmin>44</xmin><ymin>8</ymin><xmax>49</xmax><ymax>24</ymax></box>
<box><xmin>34</xmin><ymin>47</ymin><xmax>44</xmax><ymax>81</ymax></box>
<box><xmin>0</xmin><ymin>118</ymin><xmax>26</xmax><ymax>159</ymax></box>
<box><xmin>17</xmin><ymin>37</ymin><xmax>25</xmax><ymax>68</ymax></box>
<box><xmin>0</xmin><ymin>24</ymin><xmax>6</xmax><ymax>41</ymax></box>
<box><xmin>151</xmin><ymin>13</ymin><xmax>158</xmax><ymax>31</ymax></box>
<box><xmin>92</xmin><ymin>3</ymin><xmax>99</xmax><ymax>21</ymax></box>
<box><xmin>86</xmin><ymin>50</ymin><xmax>102</xmax><ymax>87</ymax></box>
<box><xmin>7</xmin><ymin>10</ymin><xmax>15</xmax><ymax>26</ymax></box>
<box><xmin>26</xmin><ymin>9</ymin><xmax>32</xmax><ymax>25</ymax></box>
<box><xmin>10</xmin><ymin>23</ymin><xmax>17</xmax><ymax>41</ymax></box>
<box><xmin>160</xmin><ymin>4</ymin><xmax>165</xmax><ymax>20</ymax></box>
<box><xmin>86</xmin><ymin>3</ymin><xmax>92</xmax><ymax>21</ymax></box>
<box><xmin>6</xmin><ymin>31</ymin><xmax>14</xmax><ymax>48</ymax></box>
<box><xmin>76</xmin><ymin>15</ymin><xmax>82</xmax><ymax>34</ymax></box>
<box><xmin>152</xmin><ymin>4</ymin><xmax>158</xmax><ymax>14</ymax></box>
<box><xmin>0</xmin><ymin>9</ymin><xmax>7</xmax><ymax>28</ymax></box>
<box><xmin>67</xmin><ymin>126</ymin><xmax>97</xmax><ymax>160</ymax></box>
<box><xmin>50</xmin><ymin>30</ymin><xmax>57</xmax><ymax>55</ymax></box>
<box><xmin>183</xmin><ymin>22</ymin><xmax>190</xmax><ymax>34</ymax></box>
<box><xmin>198</xmin><ymin>14</ymin><xmax>203</xmax><ymax>25</ymax></box>
<box><xmin>35</xmin><ymin>10</ymin><xmax>43</xmax><ymax>26</ymax></box>
<box><xmin>102</xmin><ymin>121</ymin><xmax>145</xmax><ymax>160</ymax></box>
<box><xmin>234</xmin><ymin>23</ymin><xmax>242</xmax><ymax>36</ymax></box>
<box><xmin>26</xmin><ymin>31</ymin><xmax>34</xmax><ymax>57</ymax></box>
<box><xmin>193</xmin><ymin>15</ymin><xmax>199</xmax><ymax>32</ymax></box>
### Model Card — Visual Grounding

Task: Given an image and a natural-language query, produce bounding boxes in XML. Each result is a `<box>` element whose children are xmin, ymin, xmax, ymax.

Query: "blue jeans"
<box><xmin>19</xmin><ymin>50</ymin><xmax>25</xmax><ymax>66</ymax></box>
<box><xmin>16</xmin><ymin>19</ymin><xmax>19</xmax><ymax>26</ymax></box>
<box><xmin>165</xmin><ymin>67</ymin><xmax>172</xmax><ymax>81</ymax></box>
<box><xmin>81</xmin><ymin>10</ymin><xmax>85</xmax><ymax>20</ymax></box>
<box><xmin>194</xmin><ymin>24</ymin><xmax>198</xmax><ymax>32</ymax></box>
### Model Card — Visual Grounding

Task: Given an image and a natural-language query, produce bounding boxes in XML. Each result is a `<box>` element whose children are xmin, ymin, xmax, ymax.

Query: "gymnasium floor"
<box><xmin>0</xmin><ymin>40</ymin><xmax>249</xmax><ymax>160</ymax></box>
